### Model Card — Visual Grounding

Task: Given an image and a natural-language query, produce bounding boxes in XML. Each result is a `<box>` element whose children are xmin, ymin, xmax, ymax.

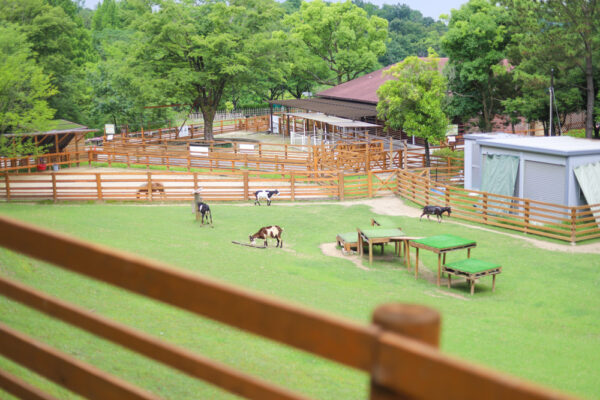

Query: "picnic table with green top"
<box><xmin>409</xmin><ymin>235</ymin><xmax>477</xmax><ymax>286</ymax></box>
<box><xmin>357</xmin><ymin>227</ymin><xmax>411</xmax><ymax>265</ymax></box>
<box><xmin>444</xmin><ymin>258</ymin><xmax>502</xmax><ymax>295</ymax></box>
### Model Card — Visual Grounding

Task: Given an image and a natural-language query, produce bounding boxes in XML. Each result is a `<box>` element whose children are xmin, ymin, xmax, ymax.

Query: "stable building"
<box><xmin>464</xmin><ymin>134</ymin><xmax>600</xmax><ymax>207</ymax></box>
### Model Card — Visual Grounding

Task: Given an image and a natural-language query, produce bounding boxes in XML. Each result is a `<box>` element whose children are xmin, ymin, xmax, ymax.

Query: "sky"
<box><xmin>82</xmin><ymin>0</ymin><xmax>467</xmax><ymax>20</ymax></box>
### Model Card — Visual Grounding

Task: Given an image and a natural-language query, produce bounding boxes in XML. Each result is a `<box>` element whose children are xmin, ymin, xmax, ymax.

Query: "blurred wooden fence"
<box><xmin>0</xmin><ymin>216</ymin><xmax>577</xmax><ymax>400</ymax></box>
<box><xmin>397</xmin><ymin>169</ymin><xmax>600</xmax><ymax>244</ymax></box>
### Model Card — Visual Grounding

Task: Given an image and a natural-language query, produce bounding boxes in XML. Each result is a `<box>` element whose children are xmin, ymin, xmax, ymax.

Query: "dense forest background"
<box><xmin>1</xmin><ymin>0</ymin><xmax>598</xmax><ymax>138</ymax></box>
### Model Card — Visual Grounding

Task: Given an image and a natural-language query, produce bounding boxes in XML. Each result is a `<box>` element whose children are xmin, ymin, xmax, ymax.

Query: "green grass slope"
<box><xmin>0</xmin><ymin>202</ymin><xmax>598</xmax><ymax>399</ymax></box>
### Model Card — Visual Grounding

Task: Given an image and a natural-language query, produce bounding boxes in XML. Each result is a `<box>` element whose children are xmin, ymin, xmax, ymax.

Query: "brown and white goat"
<box><xmin>249</xmin><ymin>225</ymin><xmax>283</xmax><ymax>248</ymax></box>
<box><xmin>136</xmin><ymin>182</ymin><xmax>165</xmax><ymax>199</ymax></box>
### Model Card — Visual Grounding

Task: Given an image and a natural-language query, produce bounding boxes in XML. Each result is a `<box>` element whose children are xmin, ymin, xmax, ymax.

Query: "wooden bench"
<box><xmin>443</xmin><ymin>258</ymin><xmax>502</xmax><ymax>295</ymax></box>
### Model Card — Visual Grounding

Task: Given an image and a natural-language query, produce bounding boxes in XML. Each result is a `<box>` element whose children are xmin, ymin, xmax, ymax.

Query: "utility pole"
<box><xmin>549</xmin><ymin>68</ymin><xmax>554</xmax><ymax>136</ymax></box>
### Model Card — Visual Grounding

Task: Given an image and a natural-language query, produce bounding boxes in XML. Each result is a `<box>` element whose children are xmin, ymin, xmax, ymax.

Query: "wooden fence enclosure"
<box><xmin>0</xmin><ymin>216</ymin><xmax>577</xmax><ymax>400</ymax></box>
<box><xmin>0</xmin><ymin>170</ymin><xmax>398</xmax><ymax>203</ymax></box>
<box><xmin>397</xmin><ymin>169</ymin><xmax>600</xmax><ymax>244</ymax></box>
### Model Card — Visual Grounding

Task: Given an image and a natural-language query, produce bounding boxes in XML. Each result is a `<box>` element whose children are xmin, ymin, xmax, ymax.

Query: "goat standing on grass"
<box><xmin>136</xmin><ymin>182</ymin><xmax>165</xmax><ymax>199</ymax></box>
<box><xmin>420</xmin><ymin>205</ymin><xmax>451</xmax><ymax>223</ymax></box>
<box><xmin>254</xmin><ymin>189</ymin><xmax>279</xmax><ymax>206</ymax></box>
<box><xmin>249</xmin><ymin>225</ymin><xmax>283</xmax><ymax>248</ymax></box>
<box><xmin>196</xmin><ymin>202</ymin><xmax>213</xmax><ymax>225</ymax></box>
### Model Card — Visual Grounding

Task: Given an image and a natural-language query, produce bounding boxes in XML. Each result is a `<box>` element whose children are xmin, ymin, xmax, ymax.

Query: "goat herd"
<box><xmin>194</xmin><ymin>189</ymin><xmax>284</xmax><ymax>248</ymax></box>
<box><xmin>193</xmin><ymin>187</ymin><xmax>451</xmax><ymax>250</ymax></box>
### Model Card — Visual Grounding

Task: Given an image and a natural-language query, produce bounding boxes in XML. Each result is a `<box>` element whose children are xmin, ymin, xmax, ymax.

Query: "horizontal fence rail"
<box><xmin>0</xmin><ymin>215</ymin><xmax>578</xmax><ymax>400</ymax></box>
<box><xmin>397</xmin><ymin>169</ymin><xmax>600</xmax><ymax>243</ymax></box>
<box><xmin>0</xmin><ymin>170</ymin><xmax>397</xmax><ymax>202</ymax></box>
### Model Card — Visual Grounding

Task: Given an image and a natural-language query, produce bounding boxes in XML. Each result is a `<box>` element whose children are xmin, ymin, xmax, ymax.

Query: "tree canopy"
<box><xmin>377</xmin><ymin>51</ymin><xmax>448</xmax><ymax>165</ymax></box>
<box><xmin>0</xmin><ymin>23</ymin><xmax>56</xmax><ymax>134</ymax></box>
<box><xmin>0</xmin><ymin>0</ymin><xmax>597</xmax><ymax>140</ymax></box>
<box><xmin>441</xmin><ymin>0</ymin><xmax>513</xmax><ymax>132</ymax></box>
<box><xmin>286</xmin><ymin>0</ymin><xmax>388</xmax><ymax>86</ymax></box>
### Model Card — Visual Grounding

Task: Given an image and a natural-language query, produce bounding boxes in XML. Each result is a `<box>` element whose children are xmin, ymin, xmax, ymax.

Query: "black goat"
<box><xmin>196</xmin><ymin>202</ymin><xmax>213</xmax><ymax>225</ymax></box>
<box><xmin>420</xmin><ymin>205</ymin><xmax>451</xmax><ymax>223</ymax></box>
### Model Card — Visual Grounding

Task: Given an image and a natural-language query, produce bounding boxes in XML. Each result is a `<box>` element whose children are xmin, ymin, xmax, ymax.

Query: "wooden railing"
<box><xmin>397</xmin><ymin>169</ymin><xmax>600</xmax><ymax>243</ymax></box>
<box><xmin>0</xmin><ymin>170</ymin><xmax>398</xmax><ymax>202</ymax></box>
<box><xmin>0</xmin><ymin>151</ymin><xmax>88</xmax><ymax>173</ymax></box>
<box><xmin>0</xmin><ymin>216</ymin><xmax>577</xmax><ymax>399</ymax></box>
<box><xmin>0</xmin><ymin>141</ymin><xmax>463</xmax><ymax>175</ymax></box>
<box><xmin>106</xmin><ymin>116</ymin><xmax>271</xmax><ymax>146</ymax></box>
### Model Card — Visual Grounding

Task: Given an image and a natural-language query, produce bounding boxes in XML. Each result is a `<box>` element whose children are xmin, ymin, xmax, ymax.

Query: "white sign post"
<box><xmin>105</xmin><ymin>124</ymin><xmax>115</xmax><ymax>141</ymax></box>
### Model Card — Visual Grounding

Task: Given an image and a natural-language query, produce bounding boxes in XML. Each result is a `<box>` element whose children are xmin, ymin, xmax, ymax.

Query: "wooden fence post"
<box><xmin>368</xmin><ymin>170</ymin><xmax>373</xmax><ymax>198</ymax></box>
<box><xmin>482</xmin><ymin>193</ymin><xmax>488</xmax><ymax>222</ymax></box>
<box><xmin>51</xmin><ymin>173</ymin><xmax>57</xmax><ymax>203</ymax></box>
<box><xmin>425</xmin><ymin>172</ymin><xmax>430</xmax><ymax>205</ymax></box>
<box><xmin>5</xmin><ymin>173</ymin><xmax>10</xmax><ymax>201</ymax></box>
<box><xmin>524</xmin><ymin>200</ymin><xmax>530</xmax><ymax>234</ymax></box>
<box><xmin>290</xmin><ymin>171</ymin><xmax>295</xmax><ymax>201</ymax></box>
<box><xmin>147</xmin><ymin>172</ymin><xmax>153</xmax><ymax>202</ymax></box>
<box><xmin>243</xmin><ymin>171</ymin><xmax>249</xmax><ymax>201</ymax></box>
<box><xmin>570</xmin><ymin>208</ymin><xmax>577</xmax><ymax>245</ymax></box>
<box><xmin>402</xmin><ymin>141</ymin><xmax>408</xmax><ymax>170</ymax></box>
<box><xmin>96</xmin><ymin>174</ymin><xmax>102</xmax><ymax>201</ymax></box>
<box><xmin>338</xmin><ymin>171</ymin><xmax>344</xmax><ymax>201</ymax></box>
<box><xmin>370</xmin><ymin>304</ymin><xmax>441</xmax><ymax>400</ymax></box>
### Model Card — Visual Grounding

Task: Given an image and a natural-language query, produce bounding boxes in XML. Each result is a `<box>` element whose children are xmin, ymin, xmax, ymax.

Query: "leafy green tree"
<box><xmin>0</xmin><ymin>23</ymin><xmax>56</xmax><ymax>134</ymax></box>
<box><xmin>0</xmin><ymin>0</ymin><xmax>93</xmax><ymax>122</ymax></box>
<box><xmin>502</xmin><ymin>0</ymin><xmax>600</xmax><ymax>138</ymax></box>
<box><xmin>441</xmin><ymin>0</ymin><xmax>513</xmax><ymax>132</ymax></box>
<box><xmin>135</xmin><ymin>0</ymin><xmax>284</xmax><ymax>140</ymax></box>
<box><xmin>286</xmin><ymin>0</ymin><xmax>388</xmax><ymax>85</ymax></box>
<box><xmin>377</xmin><ymin>51</ymin><xmax>448</xmax><ymax>166</ymax></box>
<box><xmin>370</xmin><ymin>3</ymin><xmax>448</xmax><ymax>65</ymax></box>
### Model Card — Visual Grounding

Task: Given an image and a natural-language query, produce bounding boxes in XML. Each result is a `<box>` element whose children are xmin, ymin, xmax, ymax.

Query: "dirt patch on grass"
<box><xmin>319</xmin><ymin>242</ymin><xmax>369</xmax><ymax>271</ymax></box>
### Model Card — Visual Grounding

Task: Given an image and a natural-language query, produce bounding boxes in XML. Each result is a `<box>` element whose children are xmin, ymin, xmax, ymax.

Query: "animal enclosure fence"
<box><xmin>0</xmin><ymin>215</ymin><xmax>577</xmax><ymax>400</ymax></box>
<box><xmin>0</xmin><ymin>170</ymin><xmax>398</xmax><ymax>203</ymax></box>
<box><xmin>397</xmin><ymin>169</ymin><xmax>600</xmax><ymax>243</ymax></box>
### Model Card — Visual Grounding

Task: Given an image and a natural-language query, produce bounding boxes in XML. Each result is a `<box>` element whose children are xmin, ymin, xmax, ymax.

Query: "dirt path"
<box><xmin>267</xmin><ymin>196</ymin><xmax>600</xmax><ymax>254</ymax></box>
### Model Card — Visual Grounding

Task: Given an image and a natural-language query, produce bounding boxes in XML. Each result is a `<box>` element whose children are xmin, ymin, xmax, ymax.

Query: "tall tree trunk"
<box><xmin>424</xmin><ymin>139</ymin><xmax>431</xmax><ymax>167</ymax></box>
<box><xmin>201</xmin><ymin>106</ymin><xmax>216</xmax><ymax>141</ymax></box>
<box><xmin>584</xmin><ymin>48</ymin><xmax>594</xmax><ymax>139</ymax></box>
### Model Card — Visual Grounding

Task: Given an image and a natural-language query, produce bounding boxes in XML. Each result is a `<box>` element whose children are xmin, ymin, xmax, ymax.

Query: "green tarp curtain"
<box><xmin>481</xmin><ymin>154</ymin><xmax>519</xmax><ymax>197</ymax></box>
<box><xmin>480</xmin><ymin>154</ymin><xmax>519</xmax><ymax>215</ymax></box>
<box><xmin>574</xmin><ymin>161</ymin><xmax>600</xmax><ymax>226</ymax></box>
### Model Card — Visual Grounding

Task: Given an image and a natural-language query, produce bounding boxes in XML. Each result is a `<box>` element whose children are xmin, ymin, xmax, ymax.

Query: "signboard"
<box><xmin>271</xmin><ymin>116</ymin><xmax>280</xmax><ymax>134</ymax></box>
<box><xmin>105</xmin><ymin>124</ymin><xmax>115</xmax><ymax>134</ymax></box>
<box><xmin>190</xmin><ymin>145</ymin><xmax>209</xmax><ymax>156</ymax></box>
<box><xmin>107</xmin><ymin>134</ymin><xmax>114</xmax><ymax>141</ymax></box>
<box><xmin>446</xmin><ymin>124</ymin><xmax>458</xmax><ymax>136</ymax></box>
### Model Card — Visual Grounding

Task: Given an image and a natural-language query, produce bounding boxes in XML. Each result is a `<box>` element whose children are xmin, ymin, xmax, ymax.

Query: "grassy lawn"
<box><xmin>0</xmin><ymin>201</ymin><xmax>599</xmax><ymax>399</ymax></box>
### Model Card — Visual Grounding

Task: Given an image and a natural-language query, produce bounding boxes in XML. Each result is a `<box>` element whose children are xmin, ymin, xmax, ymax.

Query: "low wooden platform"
<box><xmin>443</xmin><ymin>258</ymin><xmax>502</xmax><ymax>295</ymax></box>
<box><xmin>336</xmin><ymin>232</ymin><xmax>359</xmax><ymax>253</ymax></box>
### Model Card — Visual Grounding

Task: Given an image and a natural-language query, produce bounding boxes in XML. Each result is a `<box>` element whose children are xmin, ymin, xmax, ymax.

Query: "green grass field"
<box><xmin>0</xmin><ymin>201</ymin><xmax>599</xmax><ymax>399</ymax></box>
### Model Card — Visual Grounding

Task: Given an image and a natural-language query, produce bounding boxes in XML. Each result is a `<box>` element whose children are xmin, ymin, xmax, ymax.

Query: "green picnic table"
<box><xmin>357</xmin><ymin>227</ymin><xmax>409</xmax><ymax>265</ymax></box>
<box><xmin>409</xmin><ymin>235</ymin><xmax>477</xmax><ymax>286</ymax></box>
<box><xmin>444</xmin><ymin>258</ymin><xmax>502</xmax><ymax>295</ymax></box>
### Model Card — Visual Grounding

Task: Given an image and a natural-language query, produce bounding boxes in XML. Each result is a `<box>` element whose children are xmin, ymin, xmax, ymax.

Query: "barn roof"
<box><xmin>317</xmin><ymin>57</ymin><xmax>449</xmax><ymax>104</ymax></box>
<box><xmin>269</xmin><ymin>98</ymin><xmax>378</xmax><ymax>120</ymax></box>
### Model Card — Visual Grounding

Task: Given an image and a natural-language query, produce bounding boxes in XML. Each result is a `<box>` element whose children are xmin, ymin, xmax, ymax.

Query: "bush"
<box><xmin>432</xmin><ymin>148</ymin><xmax>464</xmax><ymax>165</ymax></box>
<box><xmin>564</xmin><ymin>129</ymin><xmax>585</xmax><ymax>138</ymax></box>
